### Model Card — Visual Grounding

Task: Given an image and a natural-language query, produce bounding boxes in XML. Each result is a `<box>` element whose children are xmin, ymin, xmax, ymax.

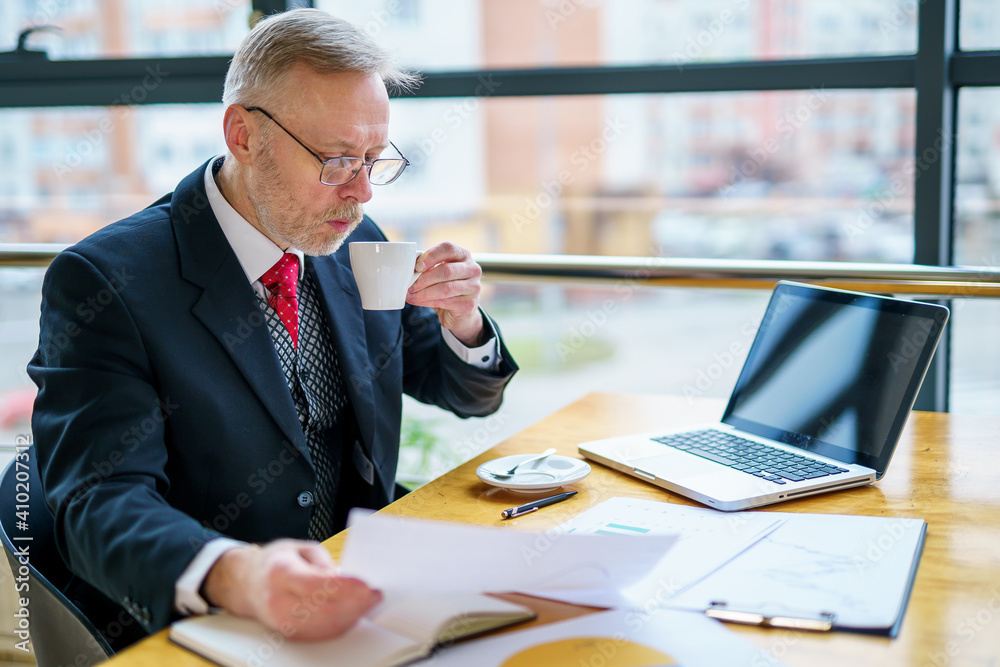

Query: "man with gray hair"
<box><xmin>28</xmin><ymin>9</ymin><xmax>517</xmax><ymax>649</ymax></box>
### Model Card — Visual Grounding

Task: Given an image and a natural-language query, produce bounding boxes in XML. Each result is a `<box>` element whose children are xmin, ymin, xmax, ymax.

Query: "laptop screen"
<box><xmin>721</xmin><ymin>282</ymin><xmax>949</xmax><ymax>477</ymax></box>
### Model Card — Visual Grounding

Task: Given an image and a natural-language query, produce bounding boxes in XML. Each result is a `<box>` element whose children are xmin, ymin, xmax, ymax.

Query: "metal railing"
<box><xmin>4</xmin><ymin>245</ymin><xmax>1000</xmax><ymax>297</ymax></box>
<box><xmin>0</xmin><ymin>244</ymin><xmax>66</xmax><ymax>267</ymax></box>
<box><xmin>475</xmin><ymin>254</ymin><xmax>1000</xmax><ymax>297</ymax></box>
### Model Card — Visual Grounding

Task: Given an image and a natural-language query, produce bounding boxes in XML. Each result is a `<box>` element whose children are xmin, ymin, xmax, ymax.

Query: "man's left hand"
<box><xmin>407</xmin><ymin>242</ymin><xmax>484</xmax><ymax>346</ymax></box>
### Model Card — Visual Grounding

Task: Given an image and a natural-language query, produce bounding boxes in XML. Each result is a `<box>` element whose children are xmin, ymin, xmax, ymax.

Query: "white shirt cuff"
<box><xmin>174</xmin><ymin>537</ymin><xmax>248</xmax><ymax>615</ymax></box>
<box><xmin>441</xmin><ymin>309</ymin><xmax>501</xmax><ymax>371</ymax></box>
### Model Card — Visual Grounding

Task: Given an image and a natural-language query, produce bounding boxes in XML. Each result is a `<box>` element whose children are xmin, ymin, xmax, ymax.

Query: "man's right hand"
<box><xmin>202</xmin><ymin>539</ymin><xmax>382</xmax><ymax>640</ymax></box>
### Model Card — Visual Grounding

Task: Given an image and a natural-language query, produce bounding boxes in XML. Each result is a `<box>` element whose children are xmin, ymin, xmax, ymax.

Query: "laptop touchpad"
<box><xmin>629</xmin><ymin>451</ymin><xmax>718</xmax><ymax>480</ymax></box>
<box><xmin>600</xmin><ymin>439</ymin><xmax>672</xmax><ymax>462</ymax></box>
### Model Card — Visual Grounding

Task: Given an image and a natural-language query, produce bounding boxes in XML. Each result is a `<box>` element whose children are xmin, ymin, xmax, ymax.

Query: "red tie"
<box><xmin>260</xmin><ymin>253</ymin><xmax>300</xmax><ymax>349</ymax></box>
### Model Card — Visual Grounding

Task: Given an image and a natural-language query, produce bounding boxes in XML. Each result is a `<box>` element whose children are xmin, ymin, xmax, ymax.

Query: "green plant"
<box><xmin>397</xmin><ymin>415</ymin><xmax>461</xmax><ymax>491</ymax></box>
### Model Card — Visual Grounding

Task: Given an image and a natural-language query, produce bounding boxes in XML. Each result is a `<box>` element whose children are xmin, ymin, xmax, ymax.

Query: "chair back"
<box><xmin>0</xmin><ymin>447</ymin><xmax>113</xmax><ymax>666</ymax></box>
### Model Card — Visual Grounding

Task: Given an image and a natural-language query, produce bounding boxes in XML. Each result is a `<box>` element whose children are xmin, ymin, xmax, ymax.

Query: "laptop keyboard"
<box><xmin>651</xmin><ymin>429</ymin><xmax>850</xmax><ymax>485</ymax></box>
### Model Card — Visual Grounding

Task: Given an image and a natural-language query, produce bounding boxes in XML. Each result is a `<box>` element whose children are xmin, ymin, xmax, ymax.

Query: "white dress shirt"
<box><xmin>174</xmin><ymin>158</ymin><xmax>500</xmax><ymax>614</ymax></box>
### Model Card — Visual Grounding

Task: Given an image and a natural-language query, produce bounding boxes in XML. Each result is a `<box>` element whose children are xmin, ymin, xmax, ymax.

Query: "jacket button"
<box><xmin>297</xmin><ymin>491</ymin><xmax>314</xmax><ymax>507</ymax></box>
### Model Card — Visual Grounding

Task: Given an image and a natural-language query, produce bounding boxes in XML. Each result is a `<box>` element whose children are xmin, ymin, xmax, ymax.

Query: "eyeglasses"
<box><xmin>245</xmin><ymin>106</ymin><xmax>409</xmax><ymax>186</ymax></box>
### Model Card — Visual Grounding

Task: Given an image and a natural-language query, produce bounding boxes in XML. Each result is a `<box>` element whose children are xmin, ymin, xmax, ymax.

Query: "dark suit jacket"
<box><xmin>26</xmin><ymin>159</ymin><xmax>517</xmax><ymax>646</ymax></box>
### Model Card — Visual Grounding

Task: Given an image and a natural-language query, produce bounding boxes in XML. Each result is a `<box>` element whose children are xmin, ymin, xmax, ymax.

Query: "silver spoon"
<box><xmin>489</xmin><ymin>448</ymin><xmax>557</xmax><ymax>478</ymax></box>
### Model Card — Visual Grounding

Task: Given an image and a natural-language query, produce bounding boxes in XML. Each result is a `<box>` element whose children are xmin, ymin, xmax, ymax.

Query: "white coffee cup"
<box><xmin>348</xmin><ymin>242</ymin><xmax>421</xmax><ymax>310</ymax></box>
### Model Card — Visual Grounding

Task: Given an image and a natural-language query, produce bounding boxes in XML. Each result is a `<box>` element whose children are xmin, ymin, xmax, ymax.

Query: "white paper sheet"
<box><xmin>666</xmin><ymin>512</ymin><xmax>926</xmax><ymax>630</ymax></box>
<box><xmin>340</xmin><ymin>509</ymin><xmax>678</xmax><ymax>595</ymax></box>
<box><xmin>522</xmin><ymin>497</ymin><xmax>784</xmax><ymax>608</ymax></box>
<box><xmin>518</xmin><ymin>497</ymin><xmax>925</xmax><ymax>632</ymax></box>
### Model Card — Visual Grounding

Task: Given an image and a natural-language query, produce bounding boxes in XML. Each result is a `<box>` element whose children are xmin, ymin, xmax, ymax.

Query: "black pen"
<box><xmin>501</xmin><ymin>491</ymin><xmax>578</xmax><ymax>519</ymax></box>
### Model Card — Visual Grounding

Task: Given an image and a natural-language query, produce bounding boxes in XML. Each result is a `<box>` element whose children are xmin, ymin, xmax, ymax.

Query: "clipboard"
<box><xmin>705</xmin><ymin>602</ymin><xmax>837</xmax><ymax>632</ymax></box>
<box><xmin>548</xmin><ymin>498</ymin><xmax>928</xmax><ymax>638</ymax></box>
<box><xmin>680</xmin><ymin>518</ymin><xmax>928</xmax><ymax>638</ymax></box>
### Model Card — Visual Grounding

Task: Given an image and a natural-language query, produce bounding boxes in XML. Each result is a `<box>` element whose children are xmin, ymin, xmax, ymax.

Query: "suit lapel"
<box><xmin>190</xmin><ymin>260</ymin><xmax>310</xmax><ymax>461</ymax></box>
<box><xmin>170</xmin><ymin>160</ymin><xmax>310</xmax><ymax>462</ymax></box>
<box><xmin>305</xmin><ymin>256</ymin><xmax>377</xmax><ymax>462</ymax></box>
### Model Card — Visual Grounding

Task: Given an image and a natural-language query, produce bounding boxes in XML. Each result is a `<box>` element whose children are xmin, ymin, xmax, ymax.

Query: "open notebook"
<box><xmin>169</xmin><ymin>592</ymin><xmax>535</xmax><ymax>667</ymax></box>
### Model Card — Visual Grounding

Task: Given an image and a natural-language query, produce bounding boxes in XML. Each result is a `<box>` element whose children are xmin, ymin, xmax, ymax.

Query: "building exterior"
<box><xmin>0</xmin><ymin>0</ymin><xmax>996</xmax><ymax>262</ymax></box>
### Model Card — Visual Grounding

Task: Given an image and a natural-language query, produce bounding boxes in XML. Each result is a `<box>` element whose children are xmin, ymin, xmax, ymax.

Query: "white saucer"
<box><xmin>476</xmin><ymin>454</ymin><xmax>591</xmax><ymax>494</ymax></box>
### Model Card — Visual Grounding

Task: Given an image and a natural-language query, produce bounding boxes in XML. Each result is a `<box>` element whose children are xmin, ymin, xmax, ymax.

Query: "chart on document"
<box><xmin>550</xmin><ymin>497</ymin><xmax>926</xmax><ymax>632</ymax></box>
<box><xmin>540</xmin><ymin>497</ymin><xmax>783</xmax><ymax>607</ymax></box>
<box><xmin>666</xmin><ymin>512</ymin><xmax>926</xmax><ymax>630</ymax></box>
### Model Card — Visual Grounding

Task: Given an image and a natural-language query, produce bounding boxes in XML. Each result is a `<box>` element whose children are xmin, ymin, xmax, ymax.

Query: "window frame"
<box><xmin>2</xmin><ymin>0</ymin><xmax>998</xmax><ymax>411</ymax></box>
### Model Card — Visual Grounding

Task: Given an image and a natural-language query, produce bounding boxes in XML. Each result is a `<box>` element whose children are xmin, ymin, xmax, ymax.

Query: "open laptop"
<box><xmin>579</xmin><ymin>281</ymin><xmax>949</xmax><ymax>511</ymax></box>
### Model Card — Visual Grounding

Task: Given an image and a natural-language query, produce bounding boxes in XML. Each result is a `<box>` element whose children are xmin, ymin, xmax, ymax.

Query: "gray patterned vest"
<box><xmin>256</xmin><ymin>267</ymin><xmax>348</xmax><ymax>540</ymax></box>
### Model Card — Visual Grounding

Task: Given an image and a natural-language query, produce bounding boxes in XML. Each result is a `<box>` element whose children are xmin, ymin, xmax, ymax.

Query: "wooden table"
<box><xmin>110</xmin><ymin>393</ymin><xmax>1000</xmax><ymax>666</ymax></box>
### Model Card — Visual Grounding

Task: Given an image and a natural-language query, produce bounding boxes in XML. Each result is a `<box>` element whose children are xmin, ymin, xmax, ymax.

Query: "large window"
<box><xmin>950</xmin><ymin>299</ymin><xmax>1000</xmax><ymax>415</ymax></box>
<box><xmin>951</xmin><ymin>86</ymin><xmax>1000</xmax><ymax>417</ymax></box>
<box><xmin>0</xmin><ymin>106</ymin><xmax>226</xmax><ymax>243</ymax></box>
<box><xmin>375</xmin><ymin>90</ymin><xmax>917</xmax><ymax>262</ymax></box>
<box><xmin>0</xmin><ymin>268</ymin><xmax>43</xmax><ymax>445</ymax></box>
<box><xmin>955</xmin><ymin>87</ymin><xmax>1000</xmax><ymax>266</ymax></box>
<box><xmin>2</xmin><ymin>0</ymin><xmax>1000</xmax><ymax>460</ymax></box>
<box><xmin>403</xmin><ymin>282</ymin><xmax>773</xmax><ymax>481</ymax></box>
<box><xmin>317</xmin><ymin>0</ymin><xmax>918</xmax><ymax>70</ymax></box>
<box><xmin>3</xmin><ymin>91</ymin><xmax>918</xmax><ymax>265</ymax></box>
<box><xmin>0</xmin><ymin>0</ymin><xmax>252</xmax><ymax>59</ymax></box>
<box><xmin>959</xmin><ymin>0</ymin><xmax>1000</xmax><ymax>51</ymax></box>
